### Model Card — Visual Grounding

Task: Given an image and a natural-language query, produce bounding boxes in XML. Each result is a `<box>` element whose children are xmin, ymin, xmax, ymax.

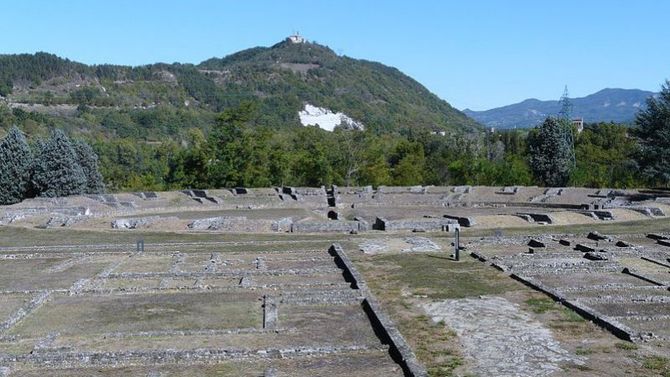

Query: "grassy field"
<box><xmin>9</xmin><ymin>291</ymin><xmax>262</xmax><ymax>338</ymax></box>
<box><xmin>0</xmin><ymin>226</ymin><xmax>353</xmax><ymax>248</ymax></box>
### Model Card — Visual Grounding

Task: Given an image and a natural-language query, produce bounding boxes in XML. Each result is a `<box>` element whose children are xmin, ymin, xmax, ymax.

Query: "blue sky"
<box><xmin>0</xmin><ymin>0</ymin><xmax>667</xmax><ymax>110</ymax></box>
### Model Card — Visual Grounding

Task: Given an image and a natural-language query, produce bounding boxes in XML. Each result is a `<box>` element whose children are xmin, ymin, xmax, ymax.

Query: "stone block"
<box><xmin>587</xmin><ymin>231</ymin><xmax>611</xmax><ymax>241</ymax></box>
<box><xmin>111</xmin><ymin>216</ymin><xmax>160</xmax><ymax>229</ymax></box>
<box><xmin>354</xmin><ymin>216</ymin><xmax>370</xmax><ymax>231</ymax></box>
<box><xmin>444</xmin><ymin>214</ymin><xmax>476</xmax><ymax>227</ymax></box>
<box><xmin>516</xmin><ymin>212</ymin><xmax>554</xmax><ymax>224</ymax></box>
<box><xmin>615</xmin><ymin>240</ymin><xmax>632</xmax><ymax>247</ymax></box>
<box><xmin>584</xmin><ymin>252</ymin><xmax>608</xmax><ymax>261</ymax></box>
<box><xmin>647</xmin><ymin>233</ymin><xmax>669</xmax><ymax>241</ymax></box>
<box><xmin>559</xmin><ymin>239</ymin><xmax>572</xmax><ymax>246</ymax></box>
<box><xmin>496</xmin><ymin>186</ymin><xmax>520</xmax><ymax>195</ymax></box>
<box><xmin>575</xmin><ymin>244</ymin><xmax>596</xmax><ymax>253</ymax></box>
<box><xmin>452</xmin><ymin>185</ymin><xmax>472</xmax><ymax>193</ymax></box>
<box><xmin>45</xmin><ymin>216</ymin><xmax>81</xmax><ymax>228</ymax></box>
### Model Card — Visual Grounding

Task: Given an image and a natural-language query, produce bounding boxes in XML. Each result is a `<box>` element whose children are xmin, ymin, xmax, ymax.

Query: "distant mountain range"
<box><xmin>463</xmin><ymin>88</ymin><xmax>656</xmax><ymax>129</ymax></box>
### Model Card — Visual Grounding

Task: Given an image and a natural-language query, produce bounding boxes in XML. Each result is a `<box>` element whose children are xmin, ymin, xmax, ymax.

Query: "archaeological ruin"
<box><xmin>0</xmin><ymin>185</ymin><xmax>669</xmax><ymax>376</ymax></box>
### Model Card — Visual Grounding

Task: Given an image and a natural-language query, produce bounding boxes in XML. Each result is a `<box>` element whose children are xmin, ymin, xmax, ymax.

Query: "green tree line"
<box><xmin>2</xmin><ymin>81</ymin><xmax>670</xmax><ymax>195</ymax></box>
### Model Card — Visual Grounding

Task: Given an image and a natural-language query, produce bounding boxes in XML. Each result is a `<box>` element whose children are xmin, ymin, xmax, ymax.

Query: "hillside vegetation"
<box><xmin>0</xmin><ymin>39</ymin><xmax>479</xmax><ymax>140</ymax></box>
<box><xmin>1</xmin><ymin>39</ymin><xmax>668</xmax><ymax>193</ymax></box>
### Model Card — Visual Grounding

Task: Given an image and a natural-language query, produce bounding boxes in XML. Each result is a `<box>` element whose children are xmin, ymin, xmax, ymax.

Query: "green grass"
<box><xmin>405</xmin><ymin>310</ymin><xmax>463</xmax><ymax>377</ymax></box>
<box><xmin>560</xmin><ymin>308</ymin><xmax>587</xmax><ymax>322</ymax></box>
<box><xmin>525</xmin><ymin>297</ymin><xmax>556</xmax><ymax>313</ymax></box>
<box><xmin>575</xmin><ymin>346</ymin><xmax>594</xmax><ymax>356</ymax></box>
<box><xmin>9</xmin><ymin>291</ymin><xmax>261</xmax><ymax>337</ymax></box>
<box><xmin>572</xmin><ymin>364</ymin><xmax>593</xmax><ymax>372</ymax></box>
<box><xmin>373</xmin><ymin>253</ymin><xmax>518</xmax><ymax>299</ymax></box>
<box><xmin>643</xmin><ymin>356</ymin><xmax>669</xmax><ymax>371</ymax></box>
<box><xmin>0</xmin><ymin>226</ymin><xmax>352</xmax><ymax>248</ymax></box>
<box><xmin>545</xmin><ymin>306</ymin><xmax>588</xmax><ymax>336</ymax></box>
<box><xmin>615</xmin><ymin>342</ymin><xmax>638</xmax><ymax>351</ymax></box>
<box><xmin>427</xmin><ymin>357</ymin><xmax>464</xmax><ymax>377</ymax></box>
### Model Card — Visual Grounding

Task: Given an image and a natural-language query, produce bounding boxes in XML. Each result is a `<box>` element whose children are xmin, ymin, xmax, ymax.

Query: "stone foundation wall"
<box><xmin>328</xmin><ymin>244</ymin><xmax>427</xmax><ymax>377</ymax></box>
<box><xmin>188</xmin><ymin>216</ymin><xmax>293</xmax><ymax>232</ymax></box>
<box><xmin>374</xmin><ymin>217</ymin><xmax>459</xmax><ymax>232</ymax></box>
<box><xmin>290</xmin><ymin>221</ymin><xmax>359</xmax><ymax>233</ymax></box>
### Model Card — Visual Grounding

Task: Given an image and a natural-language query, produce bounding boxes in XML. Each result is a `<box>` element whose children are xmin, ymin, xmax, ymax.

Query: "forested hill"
<box><xmin>464</xmin><ymin>88</ymin><xmax>655</xmax><ymax>129</ymax></box>
<box><xmin>0</xmin><ymin>38</ymin><xmax>480</xmax><ymax>139</ymax></box>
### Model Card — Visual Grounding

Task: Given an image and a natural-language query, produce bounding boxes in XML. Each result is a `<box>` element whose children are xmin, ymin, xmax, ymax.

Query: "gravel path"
<box><xmin>423</xmin><ymin>296</ymin><xmax>583</xmax><ymax>377</ymax></box>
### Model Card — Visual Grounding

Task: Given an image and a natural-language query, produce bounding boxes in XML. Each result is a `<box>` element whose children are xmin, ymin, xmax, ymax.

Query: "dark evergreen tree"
<box><xmin>633</xmin><ymin>80</ymin><xmax>670</xmax><ymax>186</ymax></box>
<box><xmin>528</xmin><ymin>117</ymin><xmax>574</xmax><ymax>187</ymax></box>
<box><xmin>31</xmin><ymin>129</ymin><xmax>86</xmax><ymax>197</ymax></box>
<box><xmin>73</xmin><ymin>140</ymin><xmax>105</xmax><ymax>194</ymax></box>
<box><xmin>0</xmin><ymin>126</ymin><xmax>32</xmax><ymax>204</ymax></box>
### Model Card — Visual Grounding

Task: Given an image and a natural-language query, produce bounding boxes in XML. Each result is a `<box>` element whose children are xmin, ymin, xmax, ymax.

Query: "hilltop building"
<box><xmin>572</xmin><ymin>117</ymin><xmax>584</xmax><ymax>133</ymax></box>
<box><xmin>287</xmin><ymin>33</ymin><xmax>306</xmax><ymax>44</ymax></box>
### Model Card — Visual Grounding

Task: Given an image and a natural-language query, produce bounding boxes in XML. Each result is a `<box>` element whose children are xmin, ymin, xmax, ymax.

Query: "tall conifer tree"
<box><xmin>528</xmin><ymin>117</ymin><xmax>574</xmax><ymax>187</ymax></box>
<box><xmin>73</xmin><ymin>140</ymin><xmax>105</xmax><ymax>194</ymax></box>
<box><xmin>31</xmin><ymin>129</ymin><xmax>86</xmax><ymax>197</ymax></box>
<box><xmin>633</xmin><ymin>80</ymin><xmax>670</xmax><ymax>186</ymax></box>
<box><xmin>0</xmin><ymin>126</ymin><xmax>32</xmax><ymax>204</ymax></box>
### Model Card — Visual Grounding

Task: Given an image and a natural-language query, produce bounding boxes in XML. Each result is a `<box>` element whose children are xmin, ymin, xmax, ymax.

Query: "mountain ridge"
<box><xmin>464</xmin><ymin>88</ymin><xmax>656</xmax><ymax>129</ymax></box>
<box><xmin>0</xmin><ymin>38</ymin><xmax>481</xmax><ymax>138</ymax></box>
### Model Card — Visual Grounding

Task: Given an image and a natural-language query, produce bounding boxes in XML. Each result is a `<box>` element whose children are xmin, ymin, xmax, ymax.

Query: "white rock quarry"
<box><xmin>298</xmin><ymin>103</ymin><xmax>364</xmax><ymax>131</ymax></box>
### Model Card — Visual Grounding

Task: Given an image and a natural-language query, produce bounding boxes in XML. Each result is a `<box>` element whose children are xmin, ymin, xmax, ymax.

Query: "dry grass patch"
<box><xmin>9</xmin><ymin>291</ymin><xmax>262</xmax><ymax>337</ymax></box>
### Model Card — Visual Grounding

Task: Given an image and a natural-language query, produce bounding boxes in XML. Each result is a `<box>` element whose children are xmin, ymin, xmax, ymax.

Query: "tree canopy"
<box><xmin>527</xmin><ymin>117</ymin><xmax>574</xmax><ymax>187</ymax></box>
<box><xmin>31</xmin><ymin>129</ymin><xmax>87</xmax><ymax>198</ymax></box>
<box><xmin>0</xmin><ymin>126</ymin><xmax>32</xmax><ymax>204</ymax></box>
<box><xmin>633</xmin><ymin>80</ymin><xmax>670</xmax><ymax>186</ymax></box>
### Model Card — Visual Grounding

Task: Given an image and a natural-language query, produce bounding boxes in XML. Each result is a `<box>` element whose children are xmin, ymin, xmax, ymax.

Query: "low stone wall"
<box><xmin>111</xmin><ymin>216</ymin><xmax>161</xmax><ymax>229</ymax></box>
<box><xmin>509</xmin><ymin>274</ymin><xmax>645</xmax><ymax>342</ymax></box>
<box><xmin>377</xmin><ymin>185</ymin><xmax>426</xmax><ymax>194</ymax></box>
<box><xmin>626</xmin><ymin>206</ymin><xmax>666</xmax><ymax>217</ymax></box>
<box><xmin>354</xmin><ymin>217</ymin><xmax>370</xmax><ymax>231</ymax></box>
<box><xmin>1</xmin><ymin>291</ymin><xmax>51</xmax><ymax>330</ymax></box>
<box><xmin>181</xmin><ymin>190</ymin><xmax>221</xmax><ymax>204</ymax></box>
<box><xmin>280</xmin><ymin>187</ymin><xmax>327</xmax><ymax>204</ymax></box>
<box><xmin>374</xmin><ymin>217</ymin><xmax>459</xmax><ymax>232</ymax></box>
<box><xmin>622</xmin><ymin>267</ymin><xmax>666</xmax><ymax>286</ymax></box>
<box><xmin>290</xmin><ymin>221</ymin><xmax>359</xmax><ymax>233</ymax></box>
<box><xmin>333</xmin><ymin>186</ymin><xmax>373</xmax><ymax>195</ymax></box>
<box><xmin>443</xmin><ymin>214</ymin><xmax>476</xmax><ymax>227</ymax></box>
<box><xmin>328</xmin><ymin>244</ymin><xmax>427</xmax><ymax>377</ymax></box>
<box><xmin>1</xmin><ymin>345</ymin><xmax>376</xmax><ymax>369</ymax></box>
<box><xmin>0</xmin><ymin>207</ymin><xmax>47</xmax><ymax>225</ymax></box>
<box><xmin>516</xmin><ymin>212</ymin><xmax>554</xmax><ymax>224</ymax></box>
<box><xmin>188</xmin><ymin>216</ymin><xmax>293</xmax><ymax>232</ymax></box>
<box><xmin>44</xmin><ymin>216</ymin><xmax>86</xmax><ymax>228</ymax></box>
<box><xmin>577</xmin><ymin>210</ymin><xmax>615</xmax><ymax>221</ymax></box>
